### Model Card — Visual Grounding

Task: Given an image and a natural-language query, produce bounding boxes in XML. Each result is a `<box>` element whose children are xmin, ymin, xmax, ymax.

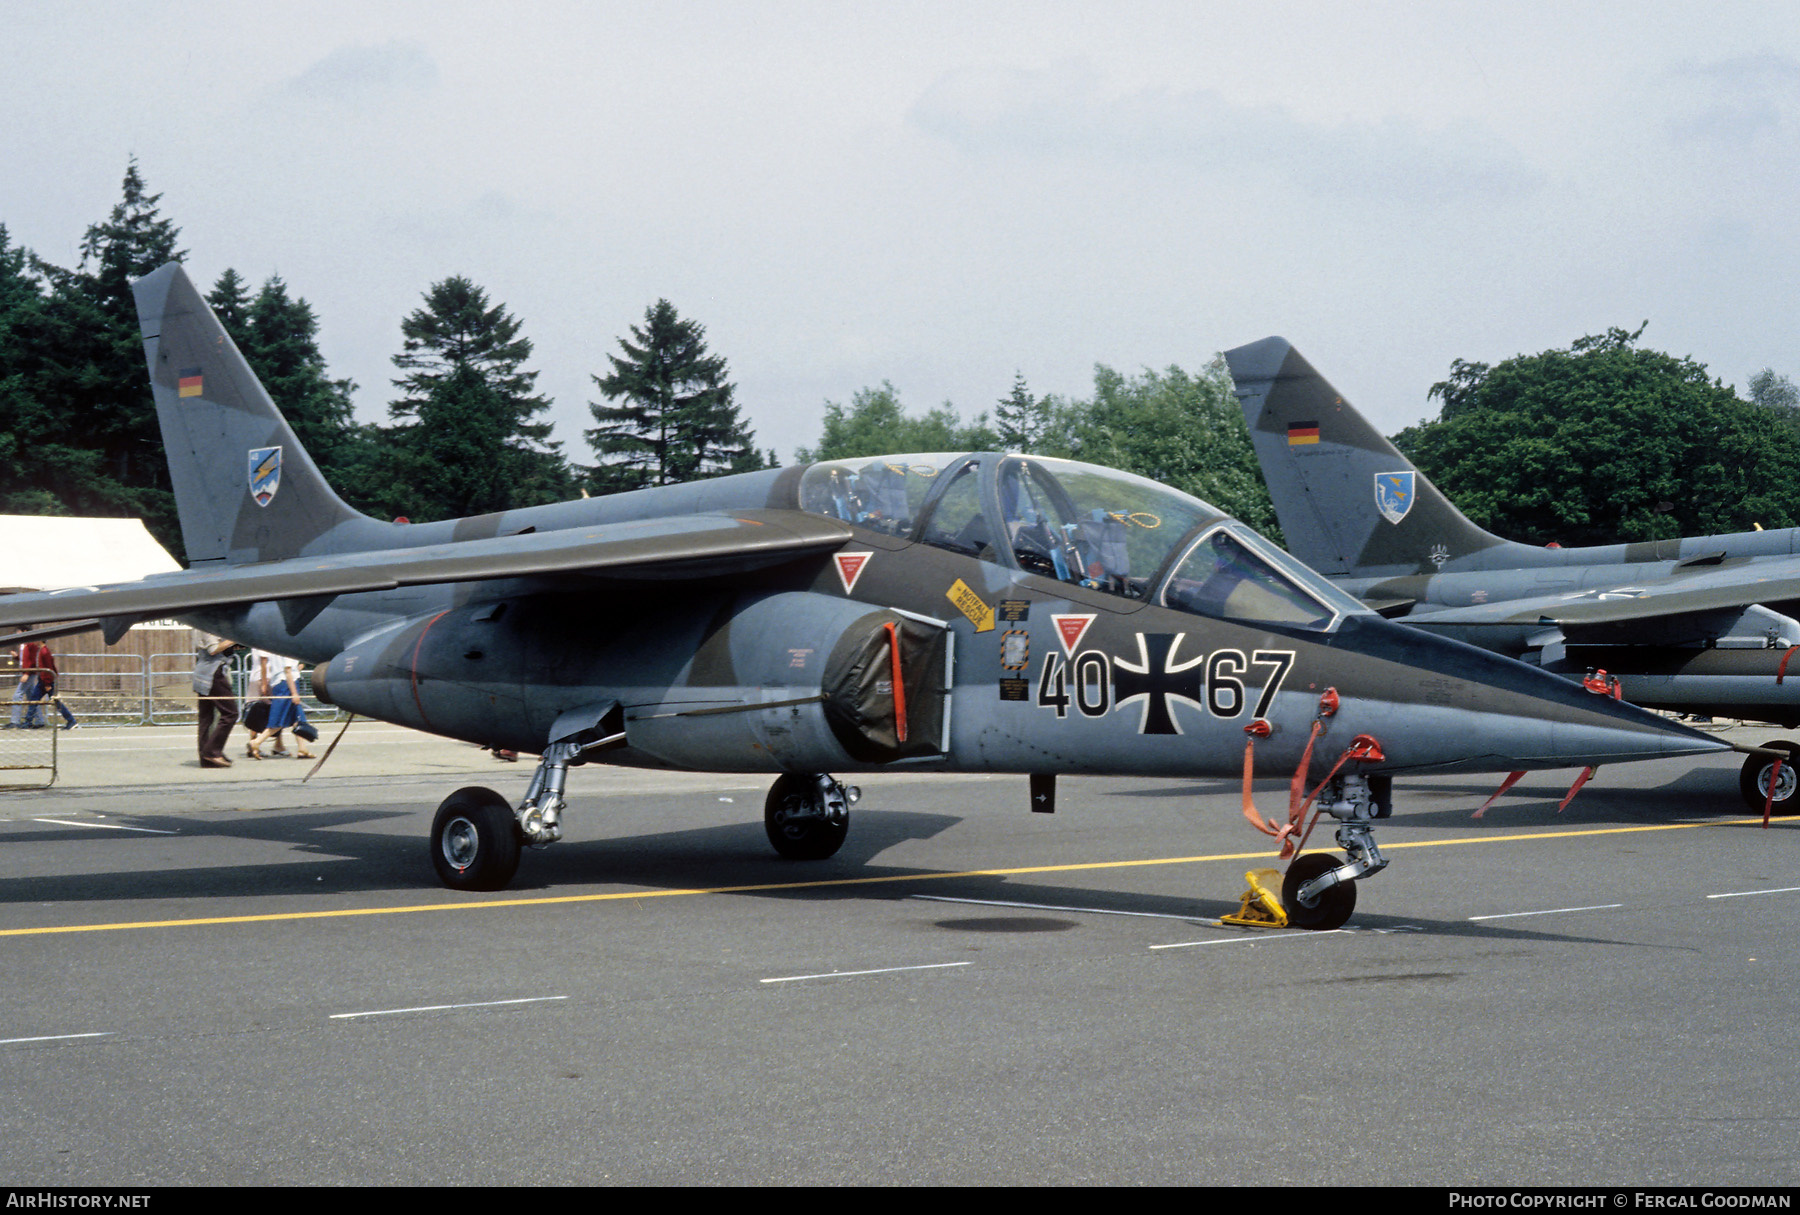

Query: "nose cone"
<box><xmin>1330</xmin><ymin>618</ymin><xmax>1728</xmax><ymax>775</ymax></box>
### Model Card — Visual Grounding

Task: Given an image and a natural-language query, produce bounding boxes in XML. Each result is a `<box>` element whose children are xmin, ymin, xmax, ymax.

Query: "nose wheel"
<box><xmin>1281</xmin><ymin>853</ymin><xmax>1357</xmax><ymax>930</ymax></box>
<box><xmin>1277</xmin><ymin>774</ymin><xmax>1389</xmax><ymax>930</ymax></box>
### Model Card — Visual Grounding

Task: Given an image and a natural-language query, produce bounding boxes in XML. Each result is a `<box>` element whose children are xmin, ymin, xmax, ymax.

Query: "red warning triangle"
<box><xmin>1051</xmin><ymin>613</ymin><xmax>1095</xmax><ymax>657</ymax></box>
<box><xmin>834</xmin><ymin>551</ymin><xmax>872</xmax><ymax>594</ymax></box>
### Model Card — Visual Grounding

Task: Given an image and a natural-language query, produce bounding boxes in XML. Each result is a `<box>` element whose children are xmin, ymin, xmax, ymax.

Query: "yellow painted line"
<box><xmin>0</xmin><ymin>815</ymin><xmax>1787</xmax><ymax>939</ymax></box>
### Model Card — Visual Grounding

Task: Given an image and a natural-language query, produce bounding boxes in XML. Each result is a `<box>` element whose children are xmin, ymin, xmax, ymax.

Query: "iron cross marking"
<box><xmin>1112</xmin><ymin>633</ymin><xmax>1205</xmax><ymax>735</ymax></box>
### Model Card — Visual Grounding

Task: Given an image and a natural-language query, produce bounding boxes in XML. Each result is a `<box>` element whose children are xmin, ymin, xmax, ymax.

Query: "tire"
<box><xmin>431</xmin><ymin>786</ymin><xmax>522</xmax><ymax>891</ymax></box>
<box><xmin>1282</xmin><ymin>852</ymin><xmax>1356</xmax><ymax>930</ymax></box>
<box><xmin>1738</xmin><ymin>741</ymin><xmax>1800</xmax><ymax>815</ymax></box>
<box><xmin>764</xmin><ymin>773</ymin><xmax>849</xmax><ymax>860</ymax></box>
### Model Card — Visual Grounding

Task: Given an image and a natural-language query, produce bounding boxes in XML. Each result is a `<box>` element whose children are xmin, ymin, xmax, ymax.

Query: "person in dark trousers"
<box><xmin>7</xmin><ymin>629</ymin><xmax>75</xmax><ymax>729</ymax></box>
<box><xmin>194</xmin><ymin>633</ymin><xmax>240</xmax><ymax>768</ymax></box>
<box><xmin>27</xmin><ymin>637</ymin><xmax>76</xmax><ymax>729</ymax></box>
<box><xmin>7</xmin><ymin>629</ymin><xmax>37</xmax><ymax>728</ymax></box>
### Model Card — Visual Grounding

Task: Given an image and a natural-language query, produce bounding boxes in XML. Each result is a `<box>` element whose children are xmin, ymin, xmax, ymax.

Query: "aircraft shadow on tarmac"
<box><xmin>0</xmin><ymin>807</ymin><xmax>959</xmax><ymax>907</ymax></box>
<box><xmin>1106</xmin><ymin>768</ymin><xmax>1763</xmax><ymax>832</ymax></box>
<box><xmin>0</xmin><ymin>804</ymin><xmax>1703</xmax><ymax>952</ymax></box>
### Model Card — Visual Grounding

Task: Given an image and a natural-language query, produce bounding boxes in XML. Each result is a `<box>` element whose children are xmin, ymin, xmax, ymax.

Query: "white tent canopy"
<box><xmin>1</xmin><ymin>515</ymin><xmax>180</xmax><ymax>595</ymax></box>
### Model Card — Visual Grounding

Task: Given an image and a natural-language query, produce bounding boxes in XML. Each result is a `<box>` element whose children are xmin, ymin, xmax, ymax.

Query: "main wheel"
<box><xmin>764</xmin><ymin>773</ymin><xmax>849</xmax><ymax>860</ymax></box>
<box><xmin>1282</xmin><ymin>852</ymin><xmax>1356</xmax><ymax>930</ymax></box>
<box><xmin>431</xmin><ymin>786</ymin><xmax>522</xmax><ymax>891</ymax></box>
<box><xmin>1739</xmin><ymin>741</ymin><xmax>1800</xmax><ymax>815</ymax></box>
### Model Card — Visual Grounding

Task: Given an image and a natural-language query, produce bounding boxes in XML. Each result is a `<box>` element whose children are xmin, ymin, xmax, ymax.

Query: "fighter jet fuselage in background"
<box><xmin>0</xmin><ymin>269</ymin><xmax>1730</xmax><ymax>927</ymax></box>
<box><xmin>1228</xmin><ymin>336</ymin><xmax>1800</xmax><ymax>811</ymax></box>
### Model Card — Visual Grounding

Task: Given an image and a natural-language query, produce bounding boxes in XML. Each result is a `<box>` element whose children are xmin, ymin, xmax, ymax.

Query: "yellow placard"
<box><xmin>946</xmin><ymin>579</ymin><xmax>995</xmax><ymax>632</ymax></box>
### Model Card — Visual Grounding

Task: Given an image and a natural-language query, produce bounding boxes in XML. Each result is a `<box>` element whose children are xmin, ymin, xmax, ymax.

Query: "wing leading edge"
<box><xmin>0</xmin><ymin>509</ymin><xmax>854</xmax><ymax>633</ymax></box>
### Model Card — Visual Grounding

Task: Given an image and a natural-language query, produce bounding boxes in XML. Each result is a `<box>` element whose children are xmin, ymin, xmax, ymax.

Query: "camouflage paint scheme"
<box><xmin>1231</xmin><ymin>337</ymin><xmax>1800</xmax><ymax>729</ymax></box>
<box><xmin>0</xmin><ymin>269</ymin><xmax>1731</xmax><ymax>907</ymax></box>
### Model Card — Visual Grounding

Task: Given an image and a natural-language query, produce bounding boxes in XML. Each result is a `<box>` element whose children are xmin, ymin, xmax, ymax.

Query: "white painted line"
<box><xmin>1707</xmin><ymin>885</ymin><xmax>1800</xmax><ymax>900</ymax></box>
<box><xmin>330</xmin><ymin>995</ymin><xmax>567</xmax><ymax>1020</ymax></box>
<box><xmin>1150</xmin><ymin>930</ymin><xmax>1340</xmax><ymax>950</ymax></box>
<box><xmin>761</xmin><ymin>962</ymin><xmax>972</xmax><ymax>984</ymax></box>
<box><xmin>0</xmin><ymin>1032</ymin><xmax>113</xmax><ymax>1045</ymax></box>
<box><xmin>909</xmin><ymin>894</ymin><xmax>1212</xmax><ymax>922</ymax></box>
<box><xmin>32</xmin><ymin>818</ymin><xmax>177</xmax><ymax>834</ymax></box>
<box><xmin>1467</xmin><ymin>903</ymin><xmax>1622</xmax><ymax>921</ymax></box>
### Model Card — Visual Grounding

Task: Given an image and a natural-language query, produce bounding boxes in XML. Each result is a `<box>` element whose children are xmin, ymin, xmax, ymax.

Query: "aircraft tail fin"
<box><xmin>1225</xmin><ymin>337</ymin><xmax>1510</xmax><ymax>577</ymax></box>
<box><xmin>133</xmin><ymin>263</ymin><xmax>373</xmax><ymax>566</ymax></box>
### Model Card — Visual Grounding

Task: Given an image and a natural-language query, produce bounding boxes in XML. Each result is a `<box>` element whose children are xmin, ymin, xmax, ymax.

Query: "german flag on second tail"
<box><xmin>178</xmin><ymin>367</ymin><xmax>204</xmax><ymax>398</ymax></box>
<box><xmin>1286</xmin><ymin>420</ymin><xmax>1319</xmax><ymax>445</ymax></box>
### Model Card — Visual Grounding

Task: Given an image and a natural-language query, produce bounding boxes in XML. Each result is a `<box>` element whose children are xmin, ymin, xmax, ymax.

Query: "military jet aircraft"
<box><xmin>0</xmin><ymin>267</ymin><xmax>1733</xmax><ymax>930</ymax></box>
<box><xmin>1228</xmin><ymin>336</ymin><xmax>1800</xmax><ymax>814</ymax></box>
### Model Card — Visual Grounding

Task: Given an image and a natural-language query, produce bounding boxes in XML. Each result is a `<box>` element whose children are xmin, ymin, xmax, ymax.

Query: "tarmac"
<box><xmin>1</xmin><ymin>718</ymin><xmax>1796</xmax><ymax>1185</ymax></box>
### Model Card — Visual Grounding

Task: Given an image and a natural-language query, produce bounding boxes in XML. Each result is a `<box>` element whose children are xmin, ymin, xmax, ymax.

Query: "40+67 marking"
<box><xmin>1034</xmin><ymin>634</ymin><xmax>1296</xmax><ymax>735</ymax></box>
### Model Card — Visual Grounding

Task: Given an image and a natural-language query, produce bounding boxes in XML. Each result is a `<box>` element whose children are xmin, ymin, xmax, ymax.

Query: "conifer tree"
<box><xmin>376</xmin><ymin>276</ymin><xmax>572</xmax><ymax>520</ymax></box>
<box><xmin>246</xmin><ymin>275</ymin><xmax>358</xmax><ymax>469</ymax></box>
<box><xmin>995</xmin><ymin>371</ymin><xmax>1048</xmax><ymax>453</ymax></box>
<box><xmin>25</xmin><ymin>160</ymin><xmax>185</xmax><ymax>549</ymax></box>
<box><xmin>208</xmin><ymin>269</ymin><xmax>361</xmax><ymax>485</ymax></box>
<box><xmin>206</xmin><ymin>268</ymin><xmax>252</xmax><ymax>336</ymax></box>
<box><xmin>0</xmin><ymin>224</ymin><xmax>54</xmax><ymax>513</ymax></box>
<box><xmin>587</xmin><ymin>300</ymin><xmax>765</xmax><ymax>491</ymax></box>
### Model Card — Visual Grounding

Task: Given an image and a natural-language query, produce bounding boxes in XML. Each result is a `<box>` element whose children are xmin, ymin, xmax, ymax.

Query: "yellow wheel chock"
<box><xmin>1221</xmin><ymin>868</ymin><xmax>1288</xmax><ymax>929</ymax></box>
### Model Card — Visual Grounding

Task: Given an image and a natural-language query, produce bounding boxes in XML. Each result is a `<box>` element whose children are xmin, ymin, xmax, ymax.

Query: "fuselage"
<box><xmin>189</xmin><ymin>452</ymin><xmax>1722</xmax><ymax>782</ymax></box>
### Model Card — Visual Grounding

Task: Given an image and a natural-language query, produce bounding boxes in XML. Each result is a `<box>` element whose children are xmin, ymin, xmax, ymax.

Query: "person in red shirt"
<box><xmin>9</xmin><ymin>635</ymin><xmax>77</xmax><ymax>730</ymax></box>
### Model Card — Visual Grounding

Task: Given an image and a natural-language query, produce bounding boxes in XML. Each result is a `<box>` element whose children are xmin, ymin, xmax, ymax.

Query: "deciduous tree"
<box><xmin>1395</xmin><ymin>326</ymin><xmax>1800</xmax><ymax>544</ymax></box>
<box><xmin>795</xmin><ymin>383</ymin><xmax>997</xmax><ymax>463</ymax></box>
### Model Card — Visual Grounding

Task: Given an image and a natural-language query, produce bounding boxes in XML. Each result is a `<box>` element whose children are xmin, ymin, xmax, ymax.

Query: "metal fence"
<box><xmin>0</xmin><ymin>698</ymin><xmax>56</xmax><ymax>789</ymax></box>
<box><xmin>44</xmin><ymin>652</ymin><xmax>341</xmax><ymax>729</ymax></box>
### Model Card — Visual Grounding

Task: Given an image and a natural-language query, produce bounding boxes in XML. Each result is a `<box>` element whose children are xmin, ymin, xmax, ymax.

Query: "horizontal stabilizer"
<box><xmin>1400</xmin><ymin>555</ymin><xmax>1800</xmax><ymax>632</ymax></box>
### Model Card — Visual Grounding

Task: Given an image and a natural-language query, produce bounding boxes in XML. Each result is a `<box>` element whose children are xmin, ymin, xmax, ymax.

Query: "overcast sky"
<box><xmin>5</xmin><ymin>1</ymin><xmax>1797</xmax><ymax>465</ymax></box>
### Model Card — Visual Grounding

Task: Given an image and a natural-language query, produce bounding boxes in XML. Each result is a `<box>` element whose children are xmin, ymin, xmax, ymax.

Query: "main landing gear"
<box><xmin>427</xmin><ymin>762</ymin><xmax>862</xmax><ymax>891</ymax></box>
<box><xmin>765</xmin><ymin>772</ymin><xmax>860</xmax><ymax>860</ymax></box>
<box><xmin>1739</xmin><ymin>742</ymin><xmax>1800</xmax><ymax>816</ymax></box>
<box><xmin>1283</xmin><ymin>774</ymin><xmax>1392</xmax><ymax>931</ymax></box>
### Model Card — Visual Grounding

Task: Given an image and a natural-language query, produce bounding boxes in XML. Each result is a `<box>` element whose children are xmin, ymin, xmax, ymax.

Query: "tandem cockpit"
<box><xmin>797</xmin><ymin>453</ymin><xmax>1366</xmax><ymax>633</ymax></box>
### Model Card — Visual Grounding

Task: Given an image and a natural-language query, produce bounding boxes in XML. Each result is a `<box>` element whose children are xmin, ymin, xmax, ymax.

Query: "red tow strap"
<box><xmin>1240</xmin><ymin>688</ymin><xmax>1384</xmax><ymax>861</ymax></box>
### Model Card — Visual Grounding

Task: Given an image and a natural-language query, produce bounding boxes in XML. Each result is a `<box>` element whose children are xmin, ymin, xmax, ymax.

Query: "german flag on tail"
<box><xmin>1286</xmin><ymin>421</ymin><xmax>1319</xmax><ymax>445</ymax></box>
<box><xmin>178</xmin><ymin>367</ymin><xmax>203</xmax><ymax>398</ymax></box>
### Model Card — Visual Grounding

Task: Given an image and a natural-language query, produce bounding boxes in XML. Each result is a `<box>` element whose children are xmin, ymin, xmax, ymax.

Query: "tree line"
<box><xmin>0</xmin><ymin>163</ymin><xmax>770</xmax><ymax>561</ymax></box>
<box><xmin>799</xmin><ymin>335</ymin><xmax>1800</xmax><ymax>553</ymax></box>
<box><xmin>5</xmin><ymin>163</ymin><xmax>1796</xmax><ymax>568</ymax></box>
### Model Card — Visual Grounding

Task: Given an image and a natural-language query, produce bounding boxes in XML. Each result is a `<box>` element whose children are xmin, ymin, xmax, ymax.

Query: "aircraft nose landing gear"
<box><xmin>1283</xmin><ymin>774</ymin><xmax>1391</xmax><ymax>930</ymax></box>
<box><xmin>765</xmin><ymin>773</ymin><xmax>859</xmax><ymax>860</ymax></box>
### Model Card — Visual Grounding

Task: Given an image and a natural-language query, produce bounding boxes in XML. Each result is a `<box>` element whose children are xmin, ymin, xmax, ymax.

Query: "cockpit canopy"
<box><xmin>798</xmin><ymin>453</ymin><xmax>1366</xmax><ymax>632</ymax></box>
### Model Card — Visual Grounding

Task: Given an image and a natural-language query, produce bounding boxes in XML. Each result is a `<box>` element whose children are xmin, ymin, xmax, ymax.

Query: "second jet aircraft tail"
<box><xmin>1226</xmin><ymin>337</ymin><xmax>1534</xmax><ymax>579</ymax></box>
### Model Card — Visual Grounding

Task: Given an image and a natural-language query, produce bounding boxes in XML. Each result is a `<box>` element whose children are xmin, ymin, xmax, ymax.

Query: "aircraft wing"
<box><xmin>0</xmin><ymin>509</ymin><xmax>853</xmax><ymax>632</ymax></box>
<box><xmin>1399</xmin><ymin>555</ymin><xmax>1800</xmax><ymax>631</ymax></box>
